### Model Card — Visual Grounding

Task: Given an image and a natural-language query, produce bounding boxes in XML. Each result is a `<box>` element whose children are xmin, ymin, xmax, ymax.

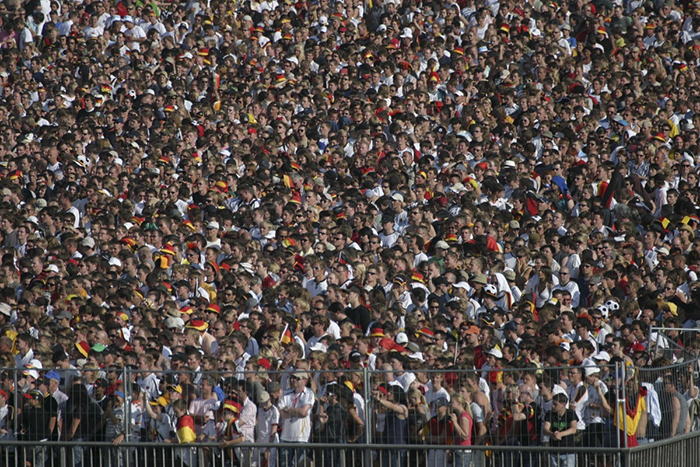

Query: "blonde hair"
<box><xmin>407</xmin><ymin>388</ymin><xmax>427</xmax><ymax>406</ymax></box>
<box><xmin>451</xmin><ymin>393</ymin><xmax>473</xmax><ymax>418</ymax></box>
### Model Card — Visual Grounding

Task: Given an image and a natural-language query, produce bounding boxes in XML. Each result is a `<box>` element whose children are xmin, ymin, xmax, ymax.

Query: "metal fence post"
<box><xmin>648</xmin><ymin>325</ymin><xmax>656</xmax><ymax>360</ymax></box>
<box><xmin>621</xmin><ymin>362</ymin><xmax>628</xmax><ymax>449</ymax></box>
<box><xmin>12</xmin><ymin>368</ymin><xmax>18</xmax><ymax>442</ymax></box>
<box><xmin>614</xmin><ymin>361</ymin><xmax>622</xmax><ymax>467</ymax></box>
<box><xmin>123</xmin><ymin>367</ymin><xmax>131</xmax><ymax>442</ymax></box>
<box><xmin>363</xmin><ymin>366</ymin><xmax>372</xmax><ymax>467</ymax></box>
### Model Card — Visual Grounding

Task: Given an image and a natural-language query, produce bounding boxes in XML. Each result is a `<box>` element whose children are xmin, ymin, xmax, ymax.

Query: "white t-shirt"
<box><xmin>278</xmin><ymin>387</ymin><xmax>314</xmax><ymax>442</ymax></box>
<box><xmin>256</xmin><ymin>405</ymin><xmax>280</xmax><ymax>443</ymax></box>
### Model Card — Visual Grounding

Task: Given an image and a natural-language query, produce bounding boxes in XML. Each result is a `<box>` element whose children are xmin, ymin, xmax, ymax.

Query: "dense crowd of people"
<box><xmin>3</xmin><ymin>0</ymin><xmax>700</xmax><ymax>465</ymax></box>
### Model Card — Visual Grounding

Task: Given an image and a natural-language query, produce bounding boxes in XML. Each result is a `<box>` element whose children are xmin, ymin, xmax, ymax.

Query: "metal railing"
<box><xmin>647</xmin><ymin>326</ymin><xmax>699</xmax><ymax>361</ymax></box>
<box><xmin>2</xmin><ymin>357</ymin><xmax>699</xmax><ymax>465</ymax></box>
<box><xmin>2</xmin><ymin>438</ymin><xmax>700</xmax><ymax>467</ymax></box>
<box><xmin>0</xmin><ymin>440</ymin><xmax>635</xmax><ymax>467</ymax></box>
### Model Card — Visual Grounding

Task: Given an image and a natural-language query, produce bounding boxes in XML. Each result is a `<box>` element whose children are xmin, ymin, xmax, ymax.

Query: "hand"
<box><xmin>319</xmin><ymin>414</ymin><xmax>328</xmax><ymax>423</ymax></box>
<box><xmin>113</xmin><ymin>434</ymin><xmax>124</xmax><ymax>446</ymax></box>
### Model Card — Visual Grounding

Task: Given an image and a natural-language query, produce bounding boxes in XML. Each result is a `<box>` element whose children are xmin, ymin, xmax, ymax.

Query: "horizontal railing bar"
<box><xmin>0</xmin><ymin>440</ymin><xmax>633</xmax><ymax>453</ymax></box>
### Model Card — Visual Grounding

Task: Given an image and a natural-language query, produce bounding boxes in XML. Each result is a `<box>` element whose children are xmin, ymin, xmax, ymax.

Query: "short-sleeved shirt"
<box><xmin>256</xmin><ymin>405</ymin><xmax>280</xmax><ymax>444</ymax></box>
<box><xmin>546</xmin><ymin>408</ymin><xmax>579</xmax><ymax>448</ymax></box>
<box><xmin>278</xmin><ymin>387</ymin><xmax>314</xmax><ymax>442</ymax></box>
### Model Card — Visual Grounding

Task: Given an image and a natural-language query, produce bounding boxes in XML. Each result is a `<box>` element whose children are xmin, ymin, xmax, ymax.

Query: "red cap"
<box><xmin>258</xmin><ymin>358</ymin><xmax>271</xmax><ymax>370</ymax></box>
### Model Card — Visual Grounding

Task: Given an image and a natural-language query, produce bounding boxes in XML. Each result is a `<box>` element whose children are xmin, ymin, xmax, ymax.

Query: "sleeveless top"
<box><xmin>673</xmin><ymin>392</ymin><xmax>688</xmax><ymax>437</ymax></box>
<box><xmin>385</xmin><ymin>410</ymin><xmax>408</xmax><ymax>445</ymax></box>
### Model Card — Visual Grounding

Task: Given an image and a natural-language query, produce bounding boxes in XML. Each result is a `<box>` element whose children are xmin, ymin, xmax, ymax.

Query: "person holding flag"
<box><xmin>172</xmin><ymin>399</ymin><xmax>197</xmax><ymax>467</ymax></box>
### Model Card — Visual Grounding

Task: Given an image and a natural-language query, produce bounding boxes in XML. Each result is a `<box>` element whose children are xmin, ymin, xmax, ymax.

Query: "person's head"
<box><xmin>290</xmin><ymin>371</ymin><xmax>309</xmax><ymax>392</ymax></box>
<box><xmin>567</xmin><ymin>366</ymin><xmax>582</xmax><ymax>383</ymax></box>
<box><xmin>551</xmin><ymin>392</ymin><xmax>568</xmax><ymax>413</ymax></box>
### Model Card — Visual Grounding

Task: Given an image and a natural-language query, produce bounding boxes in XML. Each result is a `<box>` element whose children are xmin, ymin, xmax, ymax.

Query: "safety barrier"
<box><xmin>2</xmin><ymin>437</ymin><xmax>700</xmax><ymax>467</ymax></box>
<box><xmin>2</xmin><ymin>356</ymin><xmax>699</xmax><ymax>465</ymax></box>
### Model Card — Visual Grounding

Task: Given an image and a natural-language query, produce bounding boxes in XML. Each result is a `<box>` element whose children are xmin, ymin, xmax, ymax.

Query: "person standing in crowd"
<box><xmin>2</xmin><ymin>0</ymin><xmax>700</xmax><ymax>464</ymax></box>
<box><xmin>543</xmin><ymin>393</ymin><xmax>579</xmax><ymax>467</ymax></box>
<box><xmin>278</xmin><ymin>371</ymin><xmax>314</xmax><ymax>467</ymax></box>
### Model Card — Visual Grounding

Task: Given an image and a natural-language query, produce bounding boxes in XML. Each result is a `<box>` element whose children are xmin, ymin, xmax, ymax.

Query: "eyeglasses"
<box><xmin>313</xmin><ymin>307</ymin><xmax>325</xmax><ymax>311</ymax></box>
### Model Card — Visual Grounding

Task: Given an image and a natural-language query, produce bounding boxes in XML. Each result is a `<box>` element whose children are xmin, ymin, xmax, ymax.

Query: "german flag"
<box><xmin>176</xmin><ymin>414</ymin><xmax>196</xmax><ymax>443</ymax></box>
<box><xmin>280</xmin><ymin>324</ymin><xmax>293</xmax><ymax>345</ymax></box>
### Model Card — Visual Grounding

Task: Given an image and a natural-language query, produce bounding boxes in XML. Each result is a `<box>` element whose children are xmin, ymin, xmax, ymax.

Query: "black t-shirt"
<box><xmin>346</xmin><ymin>305</ymin><xmax>371</xmax><ymax>333</ymax></box>
<box><xmin>320</xmin><ymin>402</ymin><xmax>347</xmax><ymax>443</ymax></box>
<box><xmin>514</xmin><ymin>402</ymin><xmax>539</xmax><ymax>446</ymax></box>
<box><xmin>66</xmin><ymin>400</ymin><xmax>102</xmax><ymax>440</ymax></box>
<box><xmin>546</xmin><ymin>408</ymin><xmax>579</xmax><ymax>448</ymax></box>
<box><xmin>20</xmin><ymin>406</ymin><xmax>52</xmax><ymax>441</ymax></box>
<box><xmin>43</xmin><ymin>395</ymin><xmax>59</xmax><ymax>440</ymax></box>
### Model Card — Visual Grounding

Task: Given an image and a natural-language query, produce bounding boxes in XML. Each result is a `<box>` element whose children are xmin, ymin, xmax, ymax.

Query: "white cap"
<box><xmin>395</xmin><ymin>332</ymin><xmax>408</xmax><ymax>345</ymax></box>
<box><xmin>82</xmin><ymin>237</ymin><xmax>96</xmax><ymax>248</ymax></box>
<box><xmin>391</xmin><ymin>192</ymin><xmax>404</xmax><ymax>202</ymax></box>
<box><xmin>453</xmin><ymin>281</ymin><xmax>470</xmax><ymax>290</ymax></box>
<box><xmin>239</xmin><ymin>262</ymin><xmax>255</xmax><ymax>274</ymax></box>
<box><xmin>206</xmin><ymin>221</ymin><xmax>220</xmax><ymax>230</ymax></box>
<box><xmin>0</xmin><ymin>303</ymin><xmax>10</xmax><ymax>317</ymax></box>
<box><xmin>585</xmin><ymin>366</ymin><xmax>601</xmax><ymax>377</ymax></box>
<box><xmin>451</xmin><ymin>182</ymin><xmax>466</xmax><ymax>192</ymax></box>
<box><xmin>123</xmin><ymin>15</ymin><xmax>134</xmax><ymax>23</ymax></box>
<box><xmin>164</xmin><ymin>317</ymin><xmax>185</xmax><ymax>330</ymax></box>
<box><xmin>593</xmin><ymin>351</ymin><xmax>611</xmax><ymax>361</ymax></box>
<box><xmin>553</xmin><ymin>384</ymin><xmax>568</xmax><ymax>399</ymax></box>
<box><xmin>109</xmin><ymin>257</ymin><xmax>122</xmax><ymax>268</ymax></box>
<box><xmin>401</xmin><ymin>27</ymin><xmax>413</xmax><ymax>38</ymax></box>
<box><xmin>28</xmin><ymin>359</ymin><xmax>43</xmax><ymax>369</ymax></box>
<box><xmin>486</xmin><ymin>347</ymin><xmax>503</xmax><ymax>359</ymax></box>
<box><xmin>309</xmin><ymin>343</ymin><xmax>328</xmax><ymax>353</ymax></box>
<box><xmin>45</xmin><ymin>264</ymin><xmax>59</xmax><ymax>273</ymax></box>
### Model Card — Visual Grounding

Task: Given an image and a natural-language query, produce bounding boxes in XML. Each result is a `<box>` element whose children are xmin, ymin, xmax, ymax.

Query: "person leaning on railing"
<box><xmin>543</xmin><ymin>393</ymin><xmax>579</xmax><ymax>467</ymax></box>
